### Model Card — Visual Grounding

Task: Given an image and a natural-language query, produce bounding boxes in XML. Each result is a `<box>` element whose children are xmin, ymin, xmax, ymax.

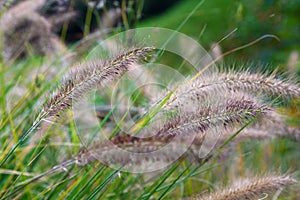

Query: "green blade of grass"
<box><xmin>137</xmin><ymin>161</ymin><xmax>181</xmax><ymax>200</ymax></box>
<box><xmin>86</xmin><ymin>168</ymin><xmax>121</xmax><ymax>200</ymax></box>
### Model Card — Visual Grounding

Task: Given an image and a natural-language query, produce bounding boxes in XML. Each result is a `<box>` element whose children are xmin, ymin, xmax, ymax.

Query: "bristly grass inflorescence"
<box><xmin>40</xmin><ymin>47</ymin><xmax>154</xmax><ymax>120</ymax></box>
<box><xmin>197</xmin><ymin>174</ymin><xmax>297</xmax><ymax>200</ymax></box>
<box><xmin>166</xmin><ymin>70</ymin><xmax>300</xmax><ymax>111</ymax></box>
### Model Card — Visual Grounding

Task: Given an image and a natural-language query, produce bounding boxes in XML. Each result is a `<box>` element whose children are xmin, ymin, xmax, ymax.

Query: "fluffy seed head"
<box><xmin>198</xmin><ymin>174</ymin><xmax>297</xmax><ymax>200</ymax></box>
<box><xmin>40</xmin><ymin>47</ymin><xmax>154</xmax><ymax>119</ymax></box>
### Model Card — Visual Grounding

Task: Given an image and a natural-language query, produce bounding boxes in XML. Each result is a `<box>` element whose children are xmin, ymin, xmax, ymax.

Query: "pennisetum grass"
<box><xmin>0</xmin><ymin>46</ymin><xmax>154</xmax><ymax>167</ymax></box>
<box><xmin>210</xmin><ymin>109</ymin><xmax>300</xmax><ymax>143</ymax></box>
<box><xmin>156</xmin><ymin>96</ymin><xmax>270</xmax><ymax>137</ymax></box>
<box><xmin>259</xmin><ymin>111</ymin><xmax>300</xmax><ymax>142</ymax></box>
<box><xmin>0</xmin><ymin>93</ymin><xmax>273</xmax><ymax>188</ymax></box>
<box><xmin>34</xmin><ymin>95</ymin><xmax>272</xmax><ymax>169</ymax></box>
<box><xmin>219</xmin><ymin>71</ymin><xmax>300</xmax><ymax>98</ymax></box>
<box><xmin>197</xmin><ymin>174</ymin><xmax>297</xmax><ymax>200</ymax></box>
<box><xmin>40</xmin><ymin>47</ymin><xmax>154</xmax><ymax>119</ymax></box>
<box><xmin>0</xmin><ymin>44</ymin><xmax>299</xmax><ymax>198</ymax></box>
<box><xmin>77</xmin><ymin>95</ymin><xmax>270</xmax><ymax>166</ymax></box>
<box><xmin>1</xmin><ymin>1</ymin><xmax>300</xmax><ymax>198</ymax></box>
<box><xmin>166</xmin><ymin>70</ymin><xmax>300</xmax><ymax>111</ymax></box>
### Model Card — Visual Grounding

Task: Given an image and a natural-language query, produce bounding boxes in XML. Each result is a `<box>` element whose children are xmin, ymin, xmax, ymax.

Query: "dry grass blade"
<box><xmin>198</xmin><ymin>175</ymin><xmax>297</xmax><ymax>200</ymax></box>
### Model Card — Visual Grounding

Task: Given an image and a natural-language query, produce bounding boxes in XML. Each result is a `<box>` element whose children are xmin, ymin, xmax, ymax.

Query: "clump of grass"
<box><xmin>11</xmin><ymin>61</ymin><xmax>298</xmax><ymax>184</ymax></box>
<box><xmin>0</xmin><ymin>0</ymin><xmax>66</xmax><ymax>63</ymax></box>
<box><xmin>0</xmin><ymin>1</ymin><xmax>299</xmax><ymax>199</ymax></box>
<box><xmin>1</xmin><ymin>46</ymin><xmax>299</xmax><ymax>199</ymax></box>
<box><xmin>73</xmin><ymin>95</ymin><xmax>269</xmax><ymax>166</ymax></box>
<box><xmin>0</xmin><ymin>46</ymin><xmax>153</xmax><ymax>169</ymax></box>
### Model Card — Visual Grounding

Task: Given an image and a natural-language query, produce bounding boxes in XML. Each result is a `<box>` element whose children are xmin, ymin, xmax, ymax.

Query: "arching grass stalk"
<box><xmin>0</xmin><ymin>47</ymin><xmax>154</xmax><ymax>167</ymax></box>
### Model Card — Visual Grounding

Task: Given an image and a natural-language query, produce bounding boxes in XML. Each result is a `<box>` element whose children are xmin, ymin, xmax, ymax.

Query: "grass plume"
<box><xmin>158</xmin><ymin>96</ymin><xmax>269</xmax><ymax>138</ymax></box>
<box><xmin>220</xmin><ymin>71</ymin><xmax>300</xmax><ymax>98</ymax></box>
<box><xmin>167</xmin><ymin>71</ymin><xmax>299</xmax><ymax>110</ymax></box>
<box><xmin>40</xmin><ymin>47</ymin><xmax>153</xmax><ymax>119</ymax></box>
<box><xmin>198</xmin><ymin>174</ymin><xmax>297</xmax><ymax>200</ymax></box>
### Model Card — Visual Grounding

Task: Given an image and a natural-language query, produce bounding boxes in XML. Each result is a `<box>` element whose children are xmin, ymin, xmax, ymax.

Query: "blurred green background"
<box><xmin>138</xmin><ymin>0</ymin><xmax>300</xmax><ymax>72</ymax></box>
